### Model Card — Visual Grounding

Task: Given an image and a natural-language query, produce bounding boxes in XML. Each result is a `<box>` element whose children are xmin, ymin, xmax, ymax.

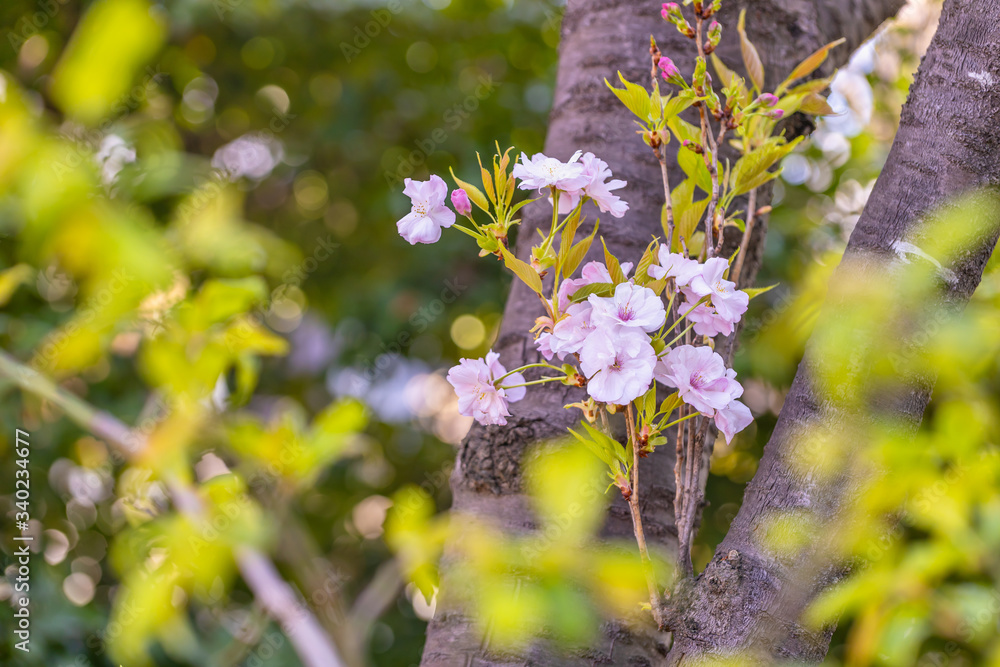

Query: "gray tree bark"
<box><xmin>667</xmin><ymin>0</ymin><xmax>1000</xmax><ymax>662</ymax></box>
<box><xmin>420</xmin><ymin>1</ymin><xmax>906</xmax><ymax>665</ymax></box>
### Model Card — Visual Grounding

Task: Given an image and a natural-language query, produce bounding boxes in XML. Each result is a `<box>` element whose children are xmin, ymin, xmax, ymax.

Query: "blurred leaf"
<box><xmin>50</xmin><ymin>0</ymin><xmax>166</xmax><ymax>123</ymax></box>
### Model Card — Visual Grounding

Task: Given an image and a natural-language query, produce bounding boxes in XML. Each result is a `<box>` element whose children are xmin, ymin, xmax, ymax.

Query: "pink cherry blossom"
<box><xmin>513</xmin><ymin>151</ymin><xmax>589</xmax><ymax>193</ymax></box>
<box><xmin>577</xmin><ymin>153</ymin><xmax>630</xmax><ymax>218</ymax></box>
<box><xmin>655</xmin><ymin>344</ymin><xmax>742</xmax><ymax>415</ymax></box>
<box><xmin>451</xmin><ymin>188</ymin><xmax>472</xmax><ymax>216</ymax></box>
<box><xmin>535</xmin><ymin>332</ymin><xmax>556</xmax><ymax>361</ymax></box>
<box><xmin>682</xmin><ymin>297</ymin><xmax>737</xmax><ymax>337</ymax></box>
<box><xmin>648</xmin><ymin>246</ymin><xmax>703</xmax><ymax>287</ymax></box>
<box><xmin>548</xmin><ymin>302</ymin><xmax>596</xmax><ymax>359</ymax></box>
<box><xmin>557</xmin><ymin>261</ymin><xmax>633</xmax><ymax>311</ymax></box>
<box><xmin>548</xmin><ymin>153</ymin><xmax>629</xmax><ymax>218</ymax></box>
<box><xmin>397</xmin><ymin>175</ymin><xmax>456</xmax><ymax>245</ymax></box>
<box><xmin>447</xmin><ymin>350</ymin><xmax>526</xmax><ymax>426</ymax></box>
<box><xmin>589</xmin><ymin>283</ymin><xmax>666</xmax><ymax>333</ymax></box>
<box><xmin>715</xmin><ymin>400</ymin><xmax>753</xmax><ymax>444</ymax></box>
<box><xmin>687</xmin><ymin>257</ymin><xmax>749</xmax><ymax>324</ymax></box>
<box><xmin>580</xmin><ymin>327</ymin><xmax>657</xmax><ymax>405</ymax></box>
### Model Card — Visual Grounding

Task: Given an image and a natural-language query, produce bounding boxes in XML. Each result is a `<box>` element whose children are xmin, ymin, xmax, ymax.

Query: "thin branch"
<box><xmin>0</xmin><ymin>349</ymin><xmax>346</xmax><ymax>667</ymax></box>
<box><xmin>626</xmin><ymin>404</ymin><xmax>666</xmax><ymax>629</ymax></box>
<box><xmin>730</xmin><ymin>187</ymin><xmax>758</xmax><ymax>287</ymax></box>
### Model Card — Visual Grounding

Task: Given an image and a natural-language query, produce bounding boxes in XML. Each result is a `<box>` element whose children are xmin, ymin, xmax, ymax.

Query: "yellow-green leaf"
<box><xmin>798</xmin><ymin>93</ymin><xmax>836</xmax><ymax>116</ymax></box>
<box><xmin>0</xmin><ymin>264</ymin><xmax>33</xmax><ymax>306</ymax></box>
<box><xmin>605</xmin><ymin>71</ymin><xmax>652</xmax><ymax>123</ymax></box>
<box><xmin>50</xmin><ymin>0</ymin><xmax>166</xmax><ymax>124</ymax></box>
<box><xmin>602</xmin><ymin>238</ymin><xmax>626</xmax><ymax>284</ymax></box>
<box><xmin>737</xmin><ymin>10</ymin><xmax>765</xmax><ymax>92</ymax></box>
<box><xmin>779</xmin><ymin>38</ymin><xmax>845</xmax><ymax>93</ymax></box>
<box><xmin>745</xmin><ymin>283</ymin><xmax>778</xmax><ymax>300</ymax></box>
<box><xmin>450</xmin><ymin>167</ymin><xmax>490</xmax><ymax>212</ymax></box>
<box><xmin>500</xmin><ymin>245</ymin><xmax>543</xmax><ymax>294</ymax></box>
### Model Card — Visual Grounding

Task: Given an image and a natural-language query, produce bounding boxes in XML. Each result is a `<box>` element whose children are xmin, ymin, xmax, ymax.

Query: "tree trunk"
<box><xmin>420</xmin><ymin>1</ymin><xmax>904</xmax><ymax>665</ymax></box>
<box><xmin>667</xmin><ymin>0</ymin><xmax>1000</xmax><ymax>662</ymax></box>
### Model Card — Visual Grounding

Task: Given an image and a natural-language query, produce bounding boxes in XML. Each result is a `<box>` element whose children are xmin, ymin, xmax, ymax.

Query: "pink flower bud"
<box><xmin>757</xmin><ymin>93</ymin><xmax>779</xmax><ymax>108</ymax></box>
<box><xmin>661</xmin><ymin>2</ymin><xmax>680</xmax><ymax>20</ymax></box>
<box><xmin>767</xmin><ymin>109</ymin><xmax>784</xmax><ymax>120</ymax></box>
<box><xmin>707</xmin><ymin>20</ymin><xmax>722</xmax><ymax>45</ymax></box>
<box><xmin>658</xmin><ymin>56</ymin><xmax>680</xmax><ymax>79</ymax></box>
<box><xmin>451</xmin><ymin>188</ymin><xmax>472</xmax><ymax>216</ymax></box>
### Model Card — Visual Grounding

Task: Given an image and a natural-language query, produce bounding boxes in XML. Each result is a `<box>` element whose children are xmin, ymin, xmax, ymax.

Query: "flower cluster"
<box><xmin>393</xmin><ymin>0</ymin><xmax>840</xmax><ymax>620</ymax></box>
<box><xmin>396</xmin><ymin>149</ymin><xmax>752</xmax><ymax>447</ymax></box>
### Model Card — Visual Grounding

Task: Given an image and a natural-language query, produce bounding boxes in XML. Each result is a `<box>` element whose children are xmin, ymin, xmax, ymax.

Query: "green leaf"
<box><xmin>605</xmin><ymin>71</ymin><xmax>652</xmax><ymax>123</ymax></box>
<box><xmin>570</xmin><ymin>282</ymin><xmax>613</xmax><ymax>303</ymax></box>
<box><xmin>798</xmin><ymin>93</ymin><xmax>836</xmax><ymax>116</ymax></box>
<box><xmin>563</xmin><ymin>223</ymin><xmax>598</xmax><ymax>281</ymax></box>
<box><xmin>731</xmin><ymin>137</ymin><xmax>802</xmax><ymax>197</ymax></box>
<box><xmin>186</xmin><ymin>277</ymin><xmax>268</xmax><ymax>330</ymax></box>
<box><xmin>0</xmin><ymin>264</ymin><xmax>33</xmax><ymax>307</ymax></box>
<box><xmin>582</xmin><ymin>422</ymin><xmax>629</xmax><ymax>467</ymax></box>
<box><xmin>672</xmin><ymin>179</ymin><xmax>710</xmax><ymax>246</ymax></box>
<box><xmin>658</xmin><ymin>391</ymin><xmax>681</xmax><ymax>418</ymax></box>
<box><xmin>50</xmin><ymin>0</ymin><xmax>166</xmax><ymax>124</ymax></box>
<box><xmin>745</xmin><ymin>283</ymin><xmax>778</xmax><ymax>300</ymax></box>
<box><xmin>669</xmin><ymin>117</ymin><xmax>713</xmax><ymax>193</ymax></box>
<box><xmin>737</xmin><ymin>10</ymin><xmax>765</xmax><ymax>92</ymax></box>
<box><xmin>662</xmin><ymin>91</ymin><xmax>696</xmax><ymax>119</ymax></box>
<box><xmin>779</xmin><ymin>38</ymin><xmax>846</xmax><ymax>93</ymax></box>
<box><xmin>450</xmin><ymin>167</ymin><xmax>490</xmax><ymax>213</ymax></box>
<box><xmin>634</xmin><ymin>240</ymin><xmax>658</xmax><ymax>286</ymax></box>
<box><xmin>640</xmin><ymin>384</ymin><xmax>657</xmax><ymax>421</ymax></box>
<box><xmin>602</xmin><ymin>238</ymin><xmax>626</xmax><ymax>284</ymax></box>
<box><xmin>557</xmin><ymin>206</ymin><xmax>584</xmax><ymax>266</ymax></box>
<box><xmin>499</xmin><ymin>245</ymin><xmax>543</xmax><ymax>294</ymax></box>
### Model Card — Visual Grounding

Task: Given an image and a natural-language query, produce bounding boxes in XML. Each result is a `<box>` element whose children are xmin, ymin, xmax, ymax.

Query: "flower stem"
<box><xmin>625</xmin><ymin>404</ymin><xmax>666</xmax><ymax>629</ymax></box>
<box><xmin>664</xmin><ymin>321</ymin><xmax>697</xmax><ymax>349</ymax></box>
<box><xmin>495</xmin><ymin>362</ymin><xmax>564</xmax><ymax>384</ymax></box>
<box><xmin>499</xmin><ymin>376</ymin><xmax>562</xmax><ymax>389</ymax></box>
<box><xmin>660</xmin><ymin>295</ymin><xmax>711</xmax><ymax>340</ymax></box>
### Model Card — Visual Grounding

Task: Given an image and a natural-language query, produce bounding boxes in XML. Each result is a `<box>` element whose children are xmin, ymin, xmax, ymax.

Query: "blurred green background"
<box><xmin>6</xmin><ymin>0</ymin><xmax>991</xmax><ymax>666</ymax></box>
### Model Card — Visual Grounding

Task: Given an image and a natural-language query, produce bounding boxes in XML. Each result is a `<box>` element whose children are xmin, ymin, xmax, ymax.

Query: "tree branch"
<box><xmin>0</xmin><ymin>350</ymin><xmax>346</xmax><ymax>667</ymax></box>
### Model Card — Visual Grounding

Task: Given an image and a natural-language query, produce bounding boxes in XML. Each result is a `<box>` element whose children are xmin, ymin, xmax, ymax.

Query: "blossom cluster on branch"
<box><xmin>393</xmin><ymin>0</ymin><xmax>843</xmax><ymax>625</ymax></box>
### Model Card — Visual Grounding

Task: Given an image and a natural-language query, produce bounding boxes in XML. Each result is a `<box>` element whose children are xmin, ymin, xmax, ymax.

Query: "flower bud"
<box><xmin>661</xmin><ymin>2</ymin><xmax>681</xmax><ymax>21</ymax></box>
<box><xmin>661</xmin><ymin>2</ymin><xmax>695</xmax><ymax>37</ymax></box>
<box><xmin>706</xmin><ymin>20</ymin><xmax>722</xmax><ymax>48</ymax></box>
<box><xmin>451</xmin><ymin>188</ymin><xmax>472</xmax><ymax>216</ymax></box>
<box><xmin>767</xmin><ymin>109</ymin><xmax>785</xmax><ymax>120</ymax></box>
<box><xmin>682</xmin><ymin>139</ymin><xmax>705</xmax><ymax>155</ymax></box>
<box><xmin>756</xmin><ymin>93</ymin><xmax>779</xmax><ymax>108</ymax></box>
<box><xmin>658</xmin><ymin>56</ymin><xmax>685</xmax><ymax>87</ymax></box>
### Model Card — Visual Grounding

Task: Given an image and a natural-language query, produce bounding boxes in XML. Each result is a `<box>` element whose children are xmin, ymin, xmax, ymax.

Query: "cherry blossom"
<box><xmin>655</xmin><ymin>344</ymin><xmax>742</xmax><ymax>415</ymax></box>
<box><xmin>681</xmin><ymin>297</ymin><xmax>737</xmax><ymax>337</ymax></box>
<box><xmin>687</xmin><ymin>257</ymin><xmax>749</xmax><ymax>323</ymax></box>
<box><xmin>557</xmin><ymin>152</ymin><xmax>630</xmax><ymax>218</ymax></box>
<box><xmin>714</xmin><ymin>400</ymin><xmax>753</xmax><ymax>444</ymax></box>
<box><xmin>648</xmin><ymin>247</ymin><xmax>703</xmax><ymax>287</ymax></box>
<box><xmin>580</xmin><ymin>328</ymin><xmax>657</xmax><ymax>405</ymax></box>
<box><xmin>547</xmin><ymin>302</ymin><xmax>597</xmax><ymax>359</ymax></box>
<box><xmin>447</xmin><ymin>350</ymin><xmax>526</xmax><ymax>426</ymax></box>
<box><xmin>397</xmin><ymin>175</ymin><xmax>456</xmax><ymax>245</ymax></box>
<box><xmin>590</xmin><ymin>283</ymin><xmax>666</xmax><ymax>333</ymax></box>
<box><xmin>557</xmin><ymin>261</ymin><xmax>633</xmax><ymax>311</ymax></box>
<box><xmin>513</xmin><ymin>151</ymin><xmax>589</xmax><ymax>193</ymax></box>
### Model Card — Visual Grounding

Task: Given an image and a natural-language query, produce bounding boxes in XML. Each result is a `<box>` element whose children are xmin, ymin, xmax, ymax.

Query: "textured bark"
<box><xmin>667</xmin><ymin>0</ymin><xmax>1000</xmax><ymax>662</ymax></box>
<box><xmin>420</xmin><ymin>1</ymin><xmax>904</xmax><ymax>665</ymax></box>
